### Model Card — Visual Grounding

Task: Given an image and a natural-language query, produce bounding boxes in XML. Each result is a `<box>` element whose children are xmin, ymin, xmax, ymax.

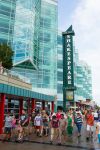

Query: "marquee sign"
<box><xmin>62</xmin><ymin>25</ymin><xmax>75</xmax><ymax>108</ymax></box>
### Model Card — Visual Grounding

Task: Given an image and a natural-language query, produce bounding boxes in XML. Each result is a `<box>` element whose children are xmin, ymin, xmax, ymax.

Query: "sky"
<box><xmin>58</xmin><ymin>0</ymin><xmax>100</xmax><ymax>106</ymax></box>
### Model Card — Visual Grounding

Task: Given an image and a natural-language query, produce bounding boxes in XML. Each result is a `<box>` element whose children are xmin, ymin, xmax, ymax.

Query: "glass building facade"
<box><xmin>57</xmin><ymin>32</ymin><xmax>92</xmax><ymax>106</ymax></box>
<box><xmin>57</xmin><ymin>31</ymin><xmax>63</xmax><ymax>105</ymax></box>
<box><xmin>0</xmin><ymin>0</ymin><xmax>93</xmax><ymax>110</ymax></box>
<box><xmin>13</xmin><ymin>0</ymin><xmax>58</xmax><ymax>96</ymax></box>
<box><xmin>13</xmin><ymin>0</ymin><xmax>41</xmax><ymax>69</ymax></box>
<box><xmin>74</xmin><ymin>61</ymin><xmax>92</xmax><ymax>101</ymax></box>
<box><xmin>37</xmin><ymin>0</ymin><xmax>57</xmax><ymax>93</ymax></box>
<box><xmin>0</xmin><ymin>0</ymin><xmax>16</xmax><ymax>45</ymax></box>
<box><xmin>0</xmin><ymin>0</ymin><xmax>92</xmax><ymax>106</ymax></box>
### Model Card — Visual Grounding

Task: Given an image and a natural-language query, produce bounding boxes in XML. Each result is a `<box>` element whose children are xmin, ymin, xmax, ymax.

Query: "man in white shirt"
<box><xmin>34</xmin><ymin>113</ymin><xmax>43</xmax><ymax>136</ymax></box>
<box><xmin>3</xmin><ymin>112</ymin><xmax>12</xmax><ymax>141</ymax></box>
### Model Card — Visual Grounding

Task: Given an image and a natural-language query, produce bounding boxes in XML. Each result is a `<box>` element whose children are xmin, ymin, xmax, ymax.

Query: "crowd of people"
<box><xmin>2</xmin><ymin>108</ymin><xmax>100</xmax><ymax>144</ymax></box>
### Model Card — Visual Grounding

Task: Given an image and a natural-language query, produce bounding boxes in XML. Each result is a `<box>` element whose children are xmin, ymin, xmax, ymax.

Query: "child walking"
<box><xmin>16</xmin><ymin>120</ymin><xmax>23</xmax><ymax>142</ymax></box>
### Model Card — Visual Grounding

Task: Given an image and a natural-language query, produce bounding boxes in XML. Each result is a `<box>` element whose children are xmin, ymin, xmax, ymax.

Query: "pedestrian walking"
<box><xmin>86</xmin><ymin>110</ymin><xmax>94</xmax><ymax>141</ymax></box>
<box><xmin>34</xmin><ymin>113</ymin><xmax>43</xmax><ymax>137</ymax></box>
<box><xmin>31</xmin><ymin>111</ymin><xmax>36</xmax><ymax>133</ymax></box>
<box><xmin>56</xmin><ymin>110</ymin><xmax>62</xmax><ymax>120</ymax></box>
<box><xmin>96</xmin><ymin>119</ymin><xmax>100</xmax><ymax>143</ymax></box>
<box><xmin>11</xmin><ymin>115</ymin><xmax>17</xmax><ymax>140</ymax></box>
<box><xmin>2</xmin><ymin>112</ymin><xmax>12</xmax><ymax>141</ymax></box>
<box><xmin>59</xmin><ymin>114</ymin><xmax>67</xmax><ymax>144</ymax></box>
<box><xmin>16</xmin><ymin>120</ymin><xmax>23</xmax><ymax>142</ymax></box>
<box><xmin>42</xmin><ymin>113</ymin><xmax>49</xmax><ymax>136</ymax></box>
<box><xmin>28</xmin><ymin>115</ymin><xmax>33</xmax><ymax>135</ymax></box>
<box><xmin>75</xmin><ymin>111</ymin><xmax>83</xmax><ymax>137</ymax></box>
<box><xmin>93</xmin><ymin>110</ymin><xmax>99</xmax><ymax>122</ymax></box>
<box><xmin>20</xmin><ymin>110</ymin><xmax>29</xmax><ymax>138</ymax></box>
<box><xmin>66</xmin><ymin>113</ymin><xmax>73</xmax><ymax>136</ymax></box>
<box><xmin>50</xmin><ymin>115</ymin><xmax>59</xmax><ymax>144</ymax></box>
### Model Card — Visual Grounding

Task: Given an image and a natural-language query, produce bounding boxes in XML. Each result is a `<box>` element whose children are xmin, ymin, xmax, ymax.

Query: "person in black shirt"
<box><xmin>20</xmin><ymin>110</ymin><xmax>29</xmax><ymax>138</ymax></box>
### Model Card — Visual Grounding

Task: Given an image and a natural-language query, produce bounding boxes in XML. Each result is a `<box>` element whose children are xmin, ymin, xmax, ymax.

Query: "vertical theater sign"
<box><xmin>62</xmin><ymin>25</ymin><xmax>75</xmax><ymax>111</ymax></box>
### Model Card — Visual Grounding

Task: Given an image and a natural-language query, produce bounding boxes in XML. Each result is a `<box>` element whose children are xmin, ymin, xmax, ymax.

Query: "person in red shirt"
<box><xmin>56</xmin><ymin>110</ymin><xmax>62</xmax><ymax>120</ymax></box>
<box><xmin>86</xmin><ymin>110</ymin><xmax>94</xmax><ymax>140</ymax></box>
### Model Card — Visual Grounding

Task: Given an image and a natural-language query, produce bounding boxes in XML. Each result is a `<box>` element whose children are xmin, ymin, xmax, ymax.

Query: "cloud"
<box><xmin>71</xmin><ymin>0</ymin><xmax>100</xmax><ymax>105</ymax></box>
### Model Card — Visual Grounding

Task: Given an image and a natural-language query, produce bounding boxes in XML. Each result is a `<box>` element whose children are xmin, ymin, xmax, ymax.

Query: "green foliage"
<box><xmin>0</xmin><ymin>43</ymin><xmax>14</xmax><ymax>69</ymax></box>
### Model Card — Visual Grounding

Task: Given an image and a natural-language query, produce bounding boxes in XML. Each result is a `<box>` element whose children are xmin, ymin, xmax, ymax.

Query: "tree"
<box><xmin>0</xmin><ymin>43</ymin><xmax>14</xmax><ymax>69</ymax></box>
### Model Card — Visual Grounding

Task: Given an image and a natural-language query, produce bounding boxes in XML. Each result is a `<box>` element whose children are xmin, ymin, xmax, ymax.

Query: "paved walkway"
<box><xmin>0</xmin><ymin>125</ymin><xmax>100</xmax><ymax>149</ymax></box>
<box><xmin>28</xmin><ymin>125</ymin><xmax>100</xmax><ymax>149</ymax></box>
<box><xmin>0</xmin><ymin>142</ymin><xmax>98</xmax><ymax>150</ymax></box>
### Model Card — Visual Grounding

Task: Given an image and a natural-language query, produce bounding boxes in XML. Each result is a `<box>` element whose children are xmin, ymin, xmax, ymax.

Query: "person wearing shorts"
<box><xmin>20</xmin><ymin>110</ymin><xmax>29</xmax><ymax>138</ymax></box>
<box><xmin>3</xmin><ymin>112</ymin><xmax>12</xmax><ymax>141</ymax></box>
<box><xmin>34</xmin><ymin>113</ymin><xmax>43</xmax><ymax>136</ymax></box>
<box><xmin>42</xmin><ymin>113</ymin><xmax>49</xmax><ymax>136</ymax></box>
<box><xmin>86</xmin><ymin>110</ymin><xmax>94</xmax><ymax>140</ymax></box>
<box><xmin>59</xmin><ymin>114</ymin><xmax>67</xmax><ymax>144</ymax></box>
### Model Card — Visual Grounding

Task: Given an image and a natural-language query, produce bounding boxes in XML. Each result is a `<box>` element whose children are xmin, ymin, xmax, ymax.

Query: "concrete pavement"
<box><xmin>0</xmin><ymin>125</ymin><xmax>100</xmax><ymax>149</ymax></box>
<box><xmin>0</xmin><ymin>142</ymin><xmax>94</xmax><ymax>150</ymax></box>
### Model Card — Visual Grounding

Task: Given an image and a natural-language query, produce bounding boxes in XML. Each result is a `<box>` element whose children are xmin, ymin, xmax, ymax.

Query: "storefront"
<box><xmin>0</xmin><ymin>83</ymin><xmax>55</xmax><ymax>134</ymax></box>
